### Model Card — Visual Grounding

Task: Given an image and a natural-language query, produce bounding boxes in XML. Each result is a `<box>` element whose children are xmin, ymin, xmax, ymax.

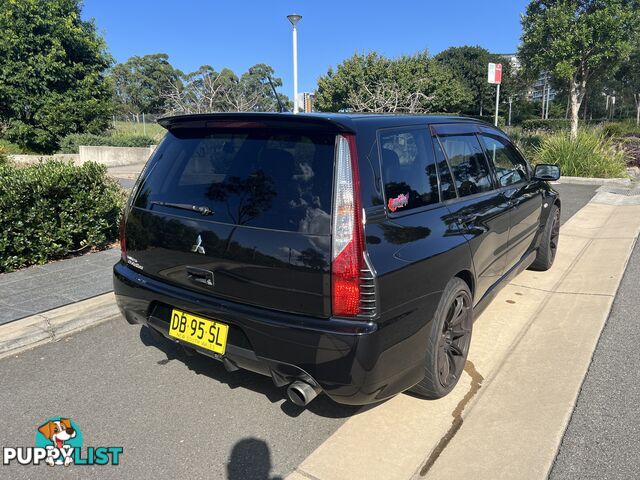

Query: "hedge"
<box><xmin>521</xmin><ymin>118</ymin><xmax>570</xmax><ymax>132</ymax></box>
<box><xmin>0</xmin><ymin>160</ymin><xmax>125</xmax><ymax>272</ymax></box>
<box><xmin>58</xmin><ymin>133</ymin><xmax>157</xmax><ymax>154</ymax></box>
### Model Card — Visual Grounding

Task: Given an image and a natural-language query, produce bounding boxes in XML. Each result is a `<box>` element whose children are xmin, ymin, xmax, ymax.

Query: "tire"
<box><xmin>410</xmin><ymin>277</ymin><xmax>473</xmax><ymax>399</ymax></box>
<box><xmin>529</xmin><ymin>204</ymin><xmax>560</xmax><ymax>271</ymax></box>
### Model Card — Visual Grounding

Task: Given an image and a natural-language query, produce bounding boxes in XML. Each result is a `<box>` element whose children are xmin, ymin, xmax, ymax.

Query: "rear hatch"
<box><xmin>124</xmin><ymin>116</ymin><xmax>345</xmax><ymax>317</ymax></box>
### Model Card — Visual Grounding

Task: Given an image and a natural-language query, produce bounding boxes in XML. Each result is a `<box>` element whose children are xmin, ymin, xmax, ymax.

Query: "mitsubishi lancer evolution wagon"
<box><xmin>113</xmin><ymin>113</ymin><xmax>561</xmax><ymax>406</ymax></box>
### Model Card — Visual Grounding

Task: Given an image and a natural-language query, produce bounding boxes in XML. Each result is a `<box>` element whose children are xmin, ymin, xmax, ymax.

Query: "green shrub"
<box><xmin>533</xmin><ymin>131</ymin><xmax>628</xmax><ymax>178</ymax></box>
<box><xmin>602</xmin><ymin>122</ymin><xmax>640</xmax><ymax>138</ymax></box>
<box><xmin>504</xmin><ymin>127</ymin><xmax>543</xmax><ymax>160</ymax></box>
<box><xmin>58</xmin><ymin>133</ymin><xmax>157</xmax><ymax>154</ymax></box>
<box><xmin>521</xmin><ymin>118</ymin><xmax>570</xmax><ymax>132</ymax></box>
<box><xmin>0</xmin><ymin>160</ymin><xmax>125</xmax><ymax>272</ymax></box>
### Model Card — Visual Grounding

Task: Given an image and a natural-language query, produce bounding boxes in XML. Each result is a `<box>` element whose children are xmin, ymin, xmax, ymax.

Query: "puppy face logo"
<box><xmin>38</xmin><ymin>419</ymin><xmax>76</xmax><ymax>450</ymax></box>
<box><xmin>35</xmin><ymin>417</ymin><xmax>82</xmax><ymax>466</ymax></box>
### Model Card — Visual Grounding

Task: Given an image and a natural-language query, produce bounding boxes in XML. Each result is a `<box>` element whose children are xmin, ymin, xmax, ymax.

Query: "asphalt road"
<box><xmin>550</xmin><ymin>236</ymin><xmax>640</xmax><ymax>479</ymax></box>
<box><xmin>0</xmin><ymin>182</ymin><xmax>599</xmax><ymax>479</ymax></box>
<box><xmin>554</xmin><ymin>182</ymin><xmax>598</xmax><ymax>225</ymax></box>
<box><xmin>0</xmin><ymin>319</ymin><xmax>360</xmax><ymax>479</ymax></box>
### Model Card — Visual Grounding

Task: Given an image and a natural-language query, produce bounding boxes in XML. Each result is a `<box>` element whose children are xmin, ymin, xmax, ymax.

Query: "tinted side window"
<box><xmin>438</xmin><ymin>134</ymin><xmax>494</xmax><ymax>197</ymax></box>
<box><xmin>479</xmin><ymin>134</ymin><xmax>528</xmax><ymax>186</ymax></box>
<box><xmin>432</xmin><ymin>137</ymin><xmax>457</xmax><ymax>201</ymax></box>
<box><xmin>379</xmin><ymin>128</ymin><xmax>439</xmax><ymax>213</ymax></box>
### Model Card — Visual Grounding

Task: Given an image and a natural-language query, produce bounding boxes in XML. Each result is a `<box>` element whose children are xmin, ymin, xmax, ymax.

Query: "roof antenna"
<box><xmin>267</xmin><ymin>75</ymin><xmax>287</xmax><ymax>113</ymax></box>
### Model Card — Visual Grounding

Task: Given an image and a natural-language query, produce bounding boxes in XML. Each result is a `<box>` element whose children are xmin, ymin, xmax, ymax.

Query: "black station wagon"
<box><xmin>113</xmin><ymin>113</ymin><xmax>561</xmax><ymax>406</ymax></box>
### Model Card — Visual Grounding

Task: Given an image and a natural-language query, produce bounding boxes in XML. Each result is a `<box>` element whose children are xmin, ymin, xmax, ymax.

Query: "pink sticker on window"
<box><xmin>387</xmin><ymin>192</ymin><xmax>409</xmax><ymax>212</ymax></box>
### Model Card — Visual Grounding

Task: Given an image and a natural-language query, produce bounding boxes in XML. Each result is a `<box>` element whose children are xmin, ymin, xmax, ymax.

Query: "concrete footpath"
<box><xmin>287</xmin><ymin>196</ymin><xmax>640</xmax><ymax>480</ymax></box>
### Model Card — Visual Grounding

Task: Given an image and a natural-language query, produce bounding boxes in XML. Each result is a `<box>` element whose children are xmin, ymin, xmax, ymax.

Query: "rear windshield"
<box><xmin>134</xmin><ymin>129</ymin><xmax>335</xmax><ymax>234</ymax></box>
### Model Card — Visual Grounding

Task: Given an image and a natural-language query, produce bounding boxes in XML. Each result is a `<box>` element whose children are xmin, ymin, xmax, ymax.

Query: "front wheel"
<box><xmin>410</xmin><ymin>277</ymin><xmax>473</xmax><ymax>399</ymax></box>
<box><xmin>529</xmin><ymin>204</ymin><xmax>560</xmax><ymax>271</ymax></box>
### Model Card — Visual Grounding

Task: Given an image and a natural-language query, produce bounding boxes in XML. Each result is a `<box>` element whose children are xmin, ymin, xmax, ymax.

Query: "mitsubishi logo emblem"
<box><xmin>191</xmin><ymin>234</ymin><xmax>205</xmax><ymax>255</ymax></box>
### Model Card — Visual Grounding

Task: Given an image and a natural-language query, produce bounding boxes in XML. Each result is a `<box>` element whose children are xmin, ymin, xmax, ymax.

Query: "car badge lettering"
<box><xmin>387</xmin><ymin>192</ymin><xmax>409</xmax><ymax>212</ymax></box>
<box><xmin>191</xmin><ymin>235</ymin><xmax>205</xmax><ymax>255</ymax></box>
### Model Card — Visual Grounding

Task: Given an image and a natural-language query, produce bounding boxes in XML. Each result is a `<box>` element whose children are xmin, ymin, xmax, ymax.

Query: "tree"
<box><xmin>164</xmin><ymin>63</ymin><xmax>290</xmax><ymax>114</ymax></box>
<box><xmin>314</xmin><ymin>51</ymin><xmax>471</xmax><ymax>113</ymax></box>
<box><xmin>0</xmin><ymin>0</ymin><xmax>114</xmax><ymax>152</ymax></box>
<box><xmin>614</xmin><ymin>45</ymin><xmax>640</xmax><ymax>124</ymax></box>
<box><xmin>519</xmin><ymin>0</ymin><xmax>639</xmax><ymax>138</ymax></box>
<box><xmin>435</xmin><ymin>46</ymin><xmax>489</xmax><ymax>115</ymax></box>
<box><xmin>110</xmin><ymin>53</ymin><xmax>181</xmax><ymax>117</ymax></box>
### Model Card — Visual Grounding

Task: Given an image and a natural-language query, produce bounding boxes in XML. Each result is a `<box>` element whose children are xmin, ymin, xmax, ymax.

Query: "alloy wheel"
<box><xmin>437</xmin><ymin>291</ymin><xmax>472</xmax><ymax>388</ymax></box>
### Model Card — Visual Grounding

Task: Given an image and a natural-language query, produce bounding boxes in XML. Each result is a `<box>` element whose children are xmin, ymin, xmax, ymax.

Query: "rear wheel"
<box><xmin>529</xmin><ymin>204</ymin><xmax>560</xmax><ymax>271</ymax></box>
<box><xmin>410</xmin><ymin>277</ymin><xmax>473</xmax><ymax>399</ymax></box>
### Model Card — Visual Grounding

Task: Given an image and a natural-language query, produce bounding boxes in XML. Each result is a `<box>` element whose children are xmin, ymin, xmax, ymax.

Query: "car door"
<box><xmin>432</xmin><ymin>123</ymin><xmax>511</xmax><ymax>303</ymax></box>
<box><xmin>477</xmin><ymin>127</ymin><xmax>542</xmax><ymax>270</ymax></box>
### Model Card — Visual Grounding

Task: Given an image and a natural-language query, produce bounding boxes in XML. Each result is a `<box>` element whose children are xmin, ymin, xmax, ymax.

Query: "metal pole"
<box><xmin>292</xmin><ymin>24</ymin><xmax>298</xmax><ymax>114</ymax></box>
<box><xmin>142</xmin><ymin>112</ymin><xmax>146</xmax><ymax>136</ymax></box>
<box><xmin>494</xmin><ymin>83</ymin><xmax>500</xmax><ymax>126</ymax></box>
<box><xmin>545</xmin><ymin>85</ymin><xmax>551</xmax><ymax>119</ymax></box>
<box><xmin>508</xmin><ymin>97</ymin><xmax>513</xmax><ymax>126</ymax></box>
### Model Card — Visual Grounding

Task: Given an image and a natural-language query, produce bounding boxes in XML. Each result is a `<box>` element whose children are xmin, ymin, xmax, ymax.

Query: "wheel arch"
<box><xmin>454</xmin><ymin>270</ymin><xmax>475</xmax><ymax>300</ymax></box>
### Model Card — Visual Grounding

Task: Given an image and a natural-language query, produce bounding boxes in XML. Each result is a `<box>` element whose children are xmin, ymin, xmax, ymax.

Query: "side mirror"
<box><xmin>533</xmin><ymin>164</ymin><xmax>561</xmax><ymax>181</ymax></box>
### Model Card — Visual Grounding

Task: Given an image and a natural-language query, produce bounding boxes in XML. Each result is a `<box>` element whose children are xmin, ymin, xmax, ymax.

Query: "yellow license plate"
<box><xmin>169</xmin><ymin>309</ymin><xmax>229</xmax><ymax>355</ymax></box>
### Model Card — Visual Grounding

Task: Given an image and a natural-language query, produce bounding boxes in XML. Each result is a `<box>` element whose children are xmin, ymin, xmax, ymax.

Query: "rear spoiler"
<box><xmin>158</xmin><ymin>113</ymin><xmax>357</xmax><ymax>133</ymax></box>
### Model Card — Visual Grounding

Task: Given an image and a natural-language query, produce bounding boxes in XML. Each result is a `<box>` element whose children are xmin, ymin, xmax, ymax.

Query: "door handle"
<box><xmin>458</xmin><ymin>214</ymin><xmax>478</xmax><ymax>227</ymax></box>
<box><xmin>186</xmin><ymin>266</ymin><xmax>214</xmax><ymax>286</ymax></box>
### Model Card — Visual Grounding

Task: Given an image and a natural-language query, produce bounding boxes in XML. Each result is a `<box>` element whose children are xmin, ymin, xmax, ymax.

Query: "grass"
<box><xmin>112</xmin><ymin>121</ymin><xmax>166</xmax><ymax>142</ymax></box>
<box><xmin>532</xmin><ymin>130</ymin><xmax>628</xmax><ymax>178</ymax></box>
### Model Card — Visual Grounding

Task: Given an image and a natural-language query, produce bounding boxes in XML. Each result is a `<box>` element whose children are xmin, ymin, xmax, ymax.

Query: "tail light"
<box><xmin>331</xmin><ymin>134</ymin><xmax>365</xmax><ymax>317</ymax></box>
<box><xmin>119</xmin><ymin>212</ymin><xmax>127</xmax><ymax>262</ymax></box>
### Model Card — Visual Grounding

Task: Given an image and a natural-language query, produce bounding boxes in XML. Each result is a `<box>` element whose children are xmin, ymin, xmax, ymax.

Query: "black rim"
<box><xmin>550</xmin><ymin>210</ymin><xmax>560</xmax><ymax>260</ymax></box>
<box><xmin>437</xmin><ymin>292</ymin><xmax>472</xmax><ymax>388</ymax></box>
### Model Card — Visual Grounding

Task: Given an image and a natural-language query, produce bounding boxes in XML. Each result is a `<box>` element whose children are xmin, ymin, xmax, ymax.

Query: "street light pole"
<box><xmin>287</xmin><ymin>14</ymin><xmax>302</xmax><ymax>114</ymax></box>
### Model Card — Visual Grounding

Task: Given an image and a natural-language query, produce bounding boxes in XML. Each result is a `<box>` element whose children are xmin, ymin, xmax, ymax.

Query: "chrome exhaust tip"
<box><xmin>286</xmin><ymin>381</ymin><xmax>321</xmax><ymax>407</ymax></box>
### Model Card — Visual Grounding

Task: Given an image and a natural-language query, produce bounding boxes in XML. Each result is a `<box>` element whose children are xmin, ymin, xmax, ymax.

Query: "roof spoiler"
<box><xmin>157</xmin><ymin>113</ymin><xmax>356</xmax><ymax>133</ymax></box>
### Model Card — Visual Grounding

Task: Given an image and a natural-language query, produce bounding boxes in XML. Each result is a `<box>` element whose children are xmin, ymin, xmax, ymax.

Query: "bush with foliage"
<box><xmin>58</xmin><ymin>134</ymin><xmax>157</xmax><ymax>154</ymax></box>
<box><xmin>602</xmin><ymin>122</ymin><xmax>640</xmax><ymax>138</ymax></box>
<box><xmin>533</xmin><ymin>131</ymin><xmax>628</xmax><ymax>178</ymax></box>
<box><xmin>504</xmin><ymin>127</ymin><xmax>544</xmax><ymax>160</ymax></box>
<box><xmin>0</xmin><ymin>160</ymin><xmax>125</xmax><ymax>272</ymax></box>
<box><xmin>521</xmin><ymin>119</ymin><xmax>570</xmax><ymax>132</ymax></box>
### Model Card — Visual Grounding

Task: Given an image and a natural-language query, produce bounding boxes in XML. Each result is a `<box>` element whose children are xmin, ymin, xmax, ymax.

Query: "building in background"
<box><xmin>530</xmin><ymin>71</ymin><xmax>555</xmax><ymax>103</ymax></box>
<box><xmin>296</xmin><ymin>92</ymin><xmax>314</xmax><ymax>112</ymax></box>
<box><xmin>496</xmin><ymin>53</ymin><xmax>520</xmax><ymax>73</ymax></box>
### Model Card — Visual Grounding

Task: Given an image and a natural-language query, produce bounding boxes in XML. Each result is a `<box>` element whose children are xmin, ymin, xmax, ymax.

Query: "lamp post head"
<box><xmin>287</xmin><ymin>14</ymin><xmax>302</xmax><ymax>27</ymax></box>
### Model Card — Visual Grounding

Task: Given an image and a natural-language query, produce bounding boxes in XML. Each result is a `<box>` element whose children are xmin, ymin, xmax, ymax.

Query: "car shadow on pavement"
<box><xmin>139</xmin><ymin>326</ymin><xmax>368</xmax><ymax>419</ymax></box>
<box><xmin>227</xmin><ymin>437</ymin><xmax>283</xmax><ymax>480</ymax></box>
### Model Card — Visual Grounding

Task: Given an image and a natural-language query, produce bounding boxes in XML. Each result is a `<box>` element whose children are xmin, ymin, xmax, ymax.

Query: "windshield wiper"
<box><xmin>151</xmin><ymin>201</ymin><xmax>213</xmax><ymax>216</ymax></box>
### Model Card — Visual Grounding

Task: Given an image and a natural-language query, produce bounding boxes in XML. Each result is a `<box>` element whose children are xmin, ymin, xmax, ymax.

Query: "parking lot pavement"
<box><xmin>553</xmin><ymin>183</ymin><xmax>598</xmax><ymax>225</ymax></box>
<box><xmin>0</xmin><ymin>318</ymin><xmax>359</xmax><ymax>479</ymax></box>
<box><xmin>550</xmin><ymin>238</ymin><xmax>640</xmax><ymax>480</ymax></box>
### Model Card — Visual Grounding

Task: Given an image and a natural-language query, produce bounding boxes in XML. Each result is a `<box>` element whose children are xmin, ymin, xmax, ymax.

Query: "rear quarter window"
<box><xmin>134</xmin><ymin>129</ymin><xmax>335</xmax><ymax>234</ymax></box>
<box><xmin>379</xmin><ymin>127</ymin><xmax>440</xmax><ymax>214</ymax></box>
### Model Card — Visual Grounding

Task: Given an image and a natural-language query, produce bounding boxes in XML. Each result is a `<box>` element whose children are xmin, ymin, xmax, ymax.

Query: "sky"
<box><xmin>82</xmin><ymin>0</ymin><xmax>530</xmax><ymax>97</ymax></box>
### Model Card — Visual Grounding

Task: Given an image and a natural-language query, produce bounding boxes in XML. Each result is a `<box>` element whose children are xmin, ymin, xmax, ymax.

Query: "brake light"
<box><xmin>331</xmin><ymin>134</ymin><xmax>364</xmax><ymax>317</ymax></box>
<box><xmin>119</xmin><ymin>212</ymin><xmax>127</xmax><ymax>262</ymax></box>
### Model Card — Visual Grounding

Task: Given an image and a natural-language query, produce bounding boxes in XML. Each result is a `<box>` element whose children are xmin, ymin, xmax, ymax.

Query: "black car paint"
<box><xmin>113</xmin><ymin>113</ymin><xmax>559</xmax><ymax>405</ymax></box>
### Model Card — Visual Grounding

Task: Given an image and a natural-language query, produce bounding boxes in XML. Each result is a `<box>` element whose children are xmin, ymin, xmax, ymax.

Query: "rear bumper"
<box><xmin>113</xmin><ymin>262</ymin><xmax>425</xmax><ymax>405</ymax></box>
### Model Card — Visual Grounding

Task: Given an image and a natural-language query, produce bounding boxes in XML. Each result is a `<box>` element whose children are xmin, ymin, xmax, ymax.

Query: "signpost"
<box><xmin>488</xmin><ymin>63</ymin><xmax>502</xmax><ymax>126</ymax></box>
